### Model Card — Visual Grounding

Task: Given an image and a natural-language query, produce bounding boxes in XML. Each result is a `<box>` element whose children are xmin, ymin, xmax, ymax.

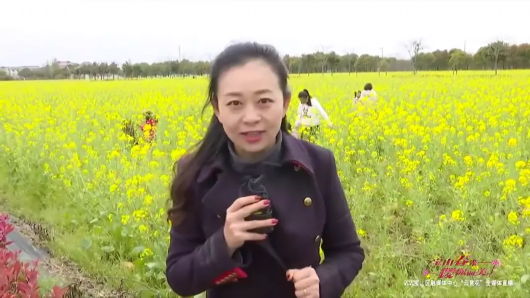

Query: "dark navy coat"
<box><xmin>166</xmin><ymin>133</ymin><xmax>364</xmax><ymax>297</ymax></box>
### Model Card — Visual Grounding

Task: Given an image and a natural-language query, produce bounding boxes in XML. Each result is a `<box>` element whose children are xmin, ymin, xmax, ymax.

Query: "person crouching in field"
<box><xmin>140</xmin><ymin>110</ymin><xmax>158</xmax><ymax>143</ymax></box>
<box><xmin>122</xmin><ymin>120</ymin><xmax>139</xmax><ymax>146</ymax></box>
<box><xmin>352</xmin><ymin>90</ymin><xmax>362</xmax><ymax>105</ymax></box>
<box><xmin>293</xmin><ymin>89</ymin><xmax>332</xmax><ymax>142</ymax></box>
<box><xmin>353</xmin><ymin>84</ymin><xmax>378</xmax><ymax>106</ymax></box>
<box><xmin>358</xmin><ymin>83</ymin><xmax>378</xmax><ymax>103</ymax></box>
<box><xmin>121</xmin><ymin>111</ymin><xmax>159</xmax><ymax>146</ymax></box>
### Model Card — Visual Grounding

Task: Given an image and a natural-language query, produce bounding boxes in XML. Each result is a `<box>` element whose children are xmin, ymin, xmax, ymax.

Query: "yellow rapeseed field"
<box><xmin>1</xmin><ymin>71</ymin><xmax>529</xmax><ymax>297</ymax></box>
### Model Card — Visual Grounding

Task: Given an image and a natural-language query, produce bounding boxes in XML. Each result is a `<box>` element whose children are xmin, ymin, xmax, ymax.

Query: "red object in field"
<box><xmin>213</xmin><ymin>267</ymin><xmax>248</xmax><ymax>285</ymax></box>
<box><xmin>140</xmin><ymin>119</ymin><xmax>158</xmax><ymax>142</ymax></box>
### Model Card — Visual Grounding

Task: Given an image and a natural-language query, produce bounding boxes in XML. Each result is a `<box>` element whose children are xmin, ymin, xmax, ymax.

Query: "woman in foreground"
<box><xmin>165</xmin><ymin>42</ymin><xmax>364</xmax><ymax>298</ymax></box>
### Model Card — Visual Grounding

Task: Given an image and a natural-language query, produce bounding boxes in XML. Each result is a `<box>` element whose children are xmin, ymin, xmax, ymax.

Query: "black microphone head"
<box><xmin>240</xmin><ymin>176</ymin><xmax>268</xmax><ymax>199</ymax></box>
<box><xmin>239</xmin><ymin>175</ymin><xmax>273</xmax><ymax>233</ymax></box>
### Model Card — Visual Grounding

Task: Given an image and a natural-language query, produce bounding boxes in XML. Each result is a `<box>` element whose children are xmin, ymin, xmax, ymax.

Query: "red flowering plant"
<box><xmin>0</xmin><ymin>213</ymin><xmax>68</xmax><ymax>298</ymax></box>
<box><xmin>139</xmin><ymin>111</ymin><xmax>158</xmax><ymax>142</ymax></box>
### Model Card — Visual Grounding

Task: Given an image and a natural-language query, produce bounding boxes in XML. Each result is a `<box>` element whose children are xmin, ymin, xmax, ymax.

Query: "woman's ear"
<box><xmin>283</xmin><ymin>94</ymin><xmax>291</xmax><ymax>116</ymax></box>
<box><xmin>213</xmin><ymin>105</ymin><xmax>223</xmax><ymax>124</ymax></box>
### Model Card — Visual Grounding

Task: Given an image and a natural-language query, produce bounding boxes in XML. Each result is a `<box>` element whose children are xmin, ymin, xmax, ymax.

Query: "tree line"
<box><xmin>2</xmin><ymin>40</ymin><xmax>529</xmax><ymax>81</ymax></box>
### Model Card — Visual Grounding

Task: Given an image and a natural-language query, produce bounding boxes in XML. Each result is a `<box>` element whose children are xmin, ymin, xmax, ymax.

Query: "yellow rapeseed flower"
<box><xmin>503</xmin><ymin>235</ymin><xmax>524</xmax><ymax>249</ymax></box>
<box><xmin>507</xmin><ymin>211</ymin><xmax>519</xmax><ymax>225</ymax></box>
<box><xmin>451</xmin><ymin>210</ymin><xmax>466</xmax><ymax>221</ymax></box>
<box><xmin>357</xmin><ymin>229</ymin><xmax>366</xmax><ymax>237</ymax></box>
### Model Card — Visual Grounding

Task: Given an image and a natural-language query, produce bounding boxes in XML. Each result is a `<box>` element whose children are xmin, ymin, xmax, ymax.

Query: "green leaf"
<box><xmin>134</xmin><ymin>259</ymin><xmax>145</xmax><ymax>269</ymax></box>
<box><xmin>137</xmin><ymin>289</ymin><xmax>154</xmax><ymax>298</ymax></box>
<box><xmin>80</xmin><ymin>238</ymin><xmax>92</xmax><ymax>250</ymax></box>
<box><xmin>92</xmin><ymin>226</ymin><xmax>103</xmax><ymax>236</ymax></box>
<box><xmin>157</xmin><ymin>271</ymin><xmax>166</xmax><ymax>281</ymax></box>
<box><xmin>89</xmin><ymin>218</ymin><xmax>98</xmax><ymax>224</ymax></box>
<box><xmin>130</xmin><ymin>246</ymin><xmax>146</xmax><ymax>256</ymax></box>
<box><xmin>101</xmin><ymin>245</ymin><xmax>115</xmax><ymax>253</ymax></box>
<box><xmin>146</xmin><ymin>262</ymin><xmax>165</xmax><ymax>271</ymax></box>
<box><xmin>521</xmin><ymin>274</ymin><xmax>530</xmax><ymax>284</ymax></box>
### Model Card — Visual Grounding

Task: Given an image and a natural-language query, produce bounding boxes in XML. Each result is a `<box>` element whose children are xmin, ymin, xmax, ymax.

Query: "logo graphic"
<box><xmin>423</xmin><ymin>255</ymin><xmax>501</xmax><ymax>279</ymax></box>
<box><xmin>302</xmin><ymin>106</ymin><xmax>311</xmax><ymax>118</ymax></box>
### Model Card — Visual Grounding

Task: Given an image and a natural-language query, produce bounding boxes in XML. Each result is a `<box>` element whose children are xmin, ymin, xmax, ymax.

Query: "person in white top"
<box><xmin>294</xmin><ymin>89</ymin><xmax>332</xmax><ymax>141</ymax></box>
<box><xmin>353</xmin><ymin>83</ymin><xmax>378</xmax><ymax>105</ymax></box>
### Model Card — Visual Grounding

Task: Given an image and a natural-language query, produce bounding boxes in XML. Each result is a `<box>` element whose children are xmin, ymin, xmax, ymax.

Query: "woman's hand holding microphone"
<box><xmin>223</xmin><ymin>195</ymin><xmax>278</xmax><ymax>255</ymax></box>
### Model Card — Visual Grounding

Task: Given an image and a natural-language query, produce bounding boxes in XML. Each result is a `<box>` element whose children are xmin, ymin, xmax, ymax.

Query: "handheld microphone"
<box><xmin>239</xmin><ymin>176</ymin><xmax>274</xmax><ymax>234</ymax></box>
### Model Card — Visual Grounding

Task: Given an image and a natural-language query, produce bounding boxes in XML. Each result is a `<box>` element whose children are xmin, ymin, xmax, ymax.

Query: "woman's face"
<box><xmin>299</xmin><ymin>95</ymin><xmax>309</xmax><ymax>104</ymax></box>
<box><xmin>215</xmin><ymin>59</ymin><xmax>290</xmax><ymax>160</ymax></box>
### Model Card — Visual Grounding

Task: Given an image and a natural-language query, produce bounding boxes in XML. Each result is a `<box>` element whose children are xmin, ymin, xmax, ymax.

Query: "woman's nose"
<box><xmin>242</xmin><ymin>107</ymin><xmax>261</xmax><ymax>123</ymax></box>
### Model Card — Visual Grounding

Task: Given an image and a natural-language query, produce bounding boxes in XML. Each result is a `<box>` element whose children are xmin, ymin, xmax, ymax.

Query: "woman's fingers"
<box><xmin>233</xmin><ymin>199</ymin><xmax>270</xmax><ymax>219</ymax></box>
<box><xmin>226</xmin><ymin>195</ymin><xmax>260</xmax><ymax>213</ymax></box>
<box><xmin>235</xmin><ymin>219</ymin><xmax>277</xmax><ymax>232</ymax></box>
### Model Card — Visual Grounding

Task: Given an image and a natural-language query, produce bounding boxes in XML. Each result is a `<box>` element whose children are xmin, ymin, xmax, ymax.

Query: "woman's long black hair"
<box><xmin>298</xmin><ymin>89</ymin><xmax>312</xmax><ymax>106</ymax></box>
<box><xmin>168</xmin><ymin>42</ymin><xmax>291</xmax><ymax>226</ymax></box>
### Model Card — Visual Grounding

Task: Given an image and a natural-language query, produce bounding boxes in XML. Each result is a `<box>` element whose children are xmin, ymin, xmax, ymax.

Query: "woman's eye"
<box><xmin>259</xmin><ymin>98</ymin><xmax>272</xmax><ymax>104</ymax></box>
<box><xmin>227</xmin><ymin>101</ymin><xmax>242</xmax><ymax>106</ymax></box>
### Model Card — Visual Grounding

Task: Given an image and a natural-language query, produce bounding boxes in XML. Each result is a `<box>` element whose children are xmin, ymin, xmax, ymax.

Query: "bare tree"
<box><xmin>297</xmin><ymin>59</ymin><xmax>303</xmax><ymax>77</ymax></box>
<box><xmin>319</xmin><ymin>45</ymin><xmax>330</xmax><ymax>76</ymax></box>
<box><xmin>488</xmin><ymin>39</ymin><xmax>508</xmax><ymax>75</ymax></box>
<box><xmin>380</xmin><ymin>59</ymin><xmax>389</xmax><ymax>76</ymax></box>
<box><xmin>347</xmin><ymin>48</ymin><xmax>355</xmax><ymax>76</ymax></box>
<box><xmin>405</xmin><ymin>39</ymin><xmax>423</xmax><ymax>75</ymax></box>
<box><xmin>378</xmin><ymin>47</ymin><xmax>384</xmax><ymax>76</ymax></box>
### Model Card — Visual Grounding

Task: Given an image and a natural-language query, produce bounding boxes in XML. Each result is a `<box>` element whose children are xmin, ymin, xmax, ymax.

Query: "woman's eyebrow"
<box><xmin>254</xmin><ymin>89</ymin><xmax>273</xmax><ymax>95</ymax></box>
<box><xmin>223</xmin><ymin>89</ymin><xmax>273</xmax><ymax>97</ymax></box>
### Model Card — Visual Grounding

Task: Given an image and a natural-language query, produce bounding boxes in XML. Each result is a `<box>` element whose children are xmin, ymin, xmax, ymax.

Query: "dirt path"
<box><xmin>3</xmin><ymin>212</ymin><xmax>132</xmax><ymax>298</ymax></box>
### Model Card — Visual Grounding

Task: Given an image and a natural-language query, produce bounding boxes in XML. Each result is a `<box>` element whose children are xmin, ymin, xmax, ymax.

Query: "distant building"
<box><xmin>55</xmin><ymin>60</ymin><xmax>77</xmax><ymax>68</ymax></box>
<box><xmin>0</xmin><ymin>66</ymin><xmax>40</xmax><ymax>78</ymax></box>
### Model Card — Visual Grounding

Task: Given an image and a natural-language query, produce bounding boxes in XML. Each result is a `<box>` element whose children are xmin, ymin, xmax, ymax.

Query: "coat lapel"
<box><xmin>199</xmin><ymin>154</ymin><xmax>242</xmax><ymax>218</ymax></box>
<box><xmin>281</xmin><ymin>133</ymin><xmax>315</xmax><ymax>176</ymax></box>
<box><xmin>201</xmin><ymin>172</ymin><xmax>242</xmax><ymax>218</ymax></box>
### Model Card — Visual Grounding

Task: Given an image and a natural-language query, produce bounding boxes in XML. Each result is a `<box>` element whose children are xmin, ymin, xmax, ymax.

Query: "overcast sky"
<box><xmin>1</xmin><ymin>0</ymin><xmax>529</xmax><ymax>66</ymax></box>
